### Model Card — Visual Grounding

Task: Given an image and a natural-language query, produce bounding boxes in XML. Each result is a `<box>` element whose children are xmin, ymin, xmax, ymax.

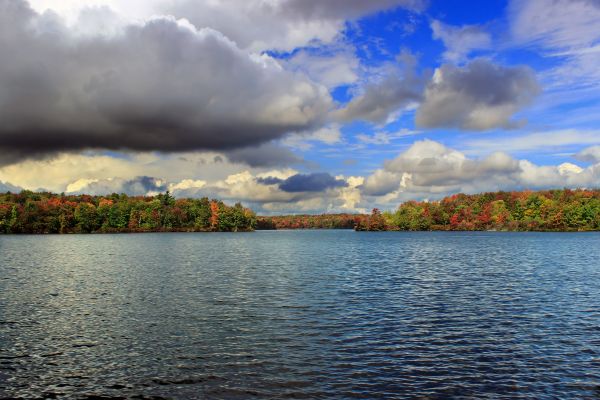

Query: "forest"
<box><xmin>257</xmin><ymin>214</ymin><xmax>366</xmax><ymax>230</ymax></box>
<box><xmin>0</xmin><ymin>191</ymin><xmax>256</xmax><ymax>233</ymax></box>
<box><xmin>1</xmin><ymin>188</ymin><xmax>599</xmax><ymax>234</ymax></box>
<box><xmin>356</xmin><ymin>189</ymin><xmax>600</xmax><ymax>231</ymax></box>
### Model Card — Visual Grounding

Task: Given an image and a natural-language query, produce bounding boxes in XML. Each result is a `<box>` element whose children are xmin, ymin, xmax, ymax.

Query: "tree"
<box><xmin>209</xmin><ymin>200</ymin><xmax>220</xmax><ymax>231</ymax></box>
<box><xmin>74</xmin><ymin>203</ymin><xmax>98</xmax><ymax>233</ymax></box>
<box><xmin>367</xmin><ymin>208</ymin><xmax>386</xmax><ymax>231</ymax></box>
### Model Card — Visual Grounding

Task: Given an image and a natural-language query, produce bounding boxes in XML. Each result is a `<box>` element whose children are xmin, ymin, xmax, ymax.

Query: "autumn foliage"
<box><xmin>256</xmin><ymin>214</ymin><xmax>366</xmax><ymax>230</ymax></box>
<box><xmin>355</xmin><ymin>208</ymin><xmax>386</xmax><ymax>231</ymax></box>
<box><xmin>356</xmin><ymin>189</ymin><xmax>600</xmax><ymax>231</ymax></box>
<box><xmin>1</xmin><ymin>188</ymin><xmax>599</xmax><ymax>233</ymax></box>
<box><xmin>0</xmin><ymin>191</ymin><xmax>256</xmax><ymax>233</ymax></box>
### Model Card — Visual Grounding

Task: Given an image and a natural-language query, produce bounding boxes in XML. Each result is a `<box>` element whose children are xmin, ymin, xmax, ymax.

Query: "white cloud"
<box><xmin>356</xmin><ymin>129</ymin><xmax>419</xmax><ymax>145</ymax></box>
<box><xmin>510</xmin><ymin>0</ymin><xmax>600</xmax><ymax>89</ymax></box>
<box><xmin>286</xmin><ymin>48</ymin><xmax>360</xmax><ymax>88</ymax></box>
<box><xmin>67</xmin><ymin>176</ymin><xmax>167</xmax><ymax>196</ymax></box>
<box><xmin>361</xmin><ymin>139</ymin><xmax>600</xmax><ymax>207</ymax></box>
<box><xmin>510</xmin><ymin>0</ymin><xmax>600</xmax><ymax>51</ymax></box>
<box><xmin>576</xmin><ymin>145</ymin><xmax>600</xmax><ymax>164</ymax></box>
<box><xmin>282</xmin><ymin>124</ymin><xmax>342</xmax><ymax>150</ymax></box>
<box><xmin>357</xmin><ymin>132</ymin><xmax>393</xmax><ymax>145</ymax></box>
<box><xmin>168</xmin><ymin>179</ymin><xmax>206</xmax><ymax>192</ymax></box>
<box><xmin>334</xmin><ymin>51</ymin><xmax>425</xmax><ymax>124</ymax></box>
<box><xmin>162</xmin><ymin>0</ymin><xmax>426</xmax><ymax>52</ymax></box>
<box><xmin>66</xmin><ymin>178</ymin><xmax>100</xmax><ymax>193</ymax></box>
<box><xmin>303</xmin><ymin>125</ymin><xmax>342</xmax><ymax>145</ymax></box>
<box><xmin>464</xmin><ymin>129</ymin><xmax>600</xmax><ymax>155</ymax></box>
<box><xmin>0</xmin><ymin>150</ymin><xmax>362</xmax><ymax>213</ymax></box>
<box><xmin>430</xmin><ymin>19</ymin><xmax>491</xmax><ymax>62</ymax></box>
<box><xmin>29</xmin><ymin>0</ymin><xmax>425</xmax><ymax>53</ymax></box>
<box><xmin>0</xmin><ymin>151</ymin><xmax>243</xmax><ymax>193</ymax></box>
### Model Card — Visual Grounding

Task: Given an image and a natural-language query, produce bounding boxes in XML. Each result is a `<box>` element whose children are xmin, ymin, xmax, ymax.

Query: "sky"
<box><xmin>0</xmin><ymin>0</ymin><xmax>599</xmax><ymax>214</ymax></box>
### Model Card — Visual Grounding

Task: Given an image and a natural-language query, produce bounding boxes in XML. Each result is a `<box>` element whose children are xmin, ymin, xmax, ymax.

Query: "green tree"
<box><xmin>74</xmin><ymin>203</ymin><xmax>98</xmax><ymax>233</ymax></box>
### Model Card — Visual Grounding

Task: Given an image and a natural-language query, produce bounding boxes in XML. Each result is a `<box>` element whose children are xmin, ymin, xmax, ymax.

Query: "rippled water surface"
<box><xmin>1</xmin><ymin>231</ymin><xmax>600</xmax><ymax>399</ymax></box>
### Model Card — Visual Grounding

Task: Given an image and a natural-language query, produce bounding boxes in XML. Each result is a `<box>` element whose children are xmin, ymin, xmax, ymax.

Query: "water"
<box><xmin>1</xmin><ymin>231</ymin><xmax>600</xmax><ymax>399</ymax></box>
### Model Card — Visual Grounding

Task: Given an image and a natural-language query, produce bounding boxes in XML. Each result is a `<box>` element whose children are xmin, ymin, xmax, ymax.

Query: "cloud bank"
<box><xmin>67</xmin><ymin>176</ymin><xmax>167</xmax><ymax>196</ymax></box>
<box><xmin>362</xmin><ymin>140</ymin><xmax>600</xmax><ymax>205</ymax></box>
<box><xmin>1</xmin><ymin>141</ymin><xmax>598</xmax><ymax>214</ymax></box>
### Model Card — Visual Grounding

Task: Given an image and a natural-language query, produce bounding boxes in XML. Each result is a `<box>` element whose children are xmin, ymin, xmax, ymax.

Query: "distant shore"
<box><xmin>1</xmin><ymin>188</ymin><xmax>598</xmax><ymax>234</ymax></box>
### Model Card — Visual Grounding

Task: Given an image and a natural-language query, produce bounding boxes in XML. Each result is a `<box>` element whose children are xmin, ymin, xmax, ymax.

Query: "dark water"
<box><xmin>1</xmin><ymin>231</ymin><xmax>600</xmax><ymax>399</ymax></box>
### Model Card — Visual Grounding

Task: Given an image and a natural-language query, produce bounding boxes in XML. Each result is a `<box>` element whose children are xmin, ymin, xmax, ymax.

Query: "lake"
<box><xmin>1</xmin><ymin>231</ymin><xmax>600</xmax><ymax>398</ymax></box>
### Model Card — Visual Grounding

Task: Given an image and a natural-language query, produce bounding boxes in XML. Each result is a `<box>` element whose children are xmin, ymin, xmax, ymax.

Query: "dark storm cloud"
<box><xmin>0</xmin><ymin>0</ymin><xmax>331</xmax><ymax>165</ymax></box>
<box><xmin>415</xmin><ymin>59</ymin><xmax>540</xmax><ymax>130</ymax></box>
<box><xmin>278</xmin><ymin>173</ymin><xmax>348</xmax><ymax>192</ymax></box>
<box><xmin>226</xmin><ymin>143</ymin><xmax>303</xmax><ymax>168</ymax></box>
<box><xmin>256</xmin><ymin>176</ymin><xmax>284</xmax><ymax>185</ymax></box>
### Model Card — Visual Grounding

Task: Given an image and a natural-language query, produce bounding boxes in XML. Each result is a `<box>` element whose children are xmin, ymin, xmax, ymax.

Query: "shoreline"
<box><xmin>1</xmin><ymin>228</ymin><xmax>598</xmax><ymax>235</ymax></box>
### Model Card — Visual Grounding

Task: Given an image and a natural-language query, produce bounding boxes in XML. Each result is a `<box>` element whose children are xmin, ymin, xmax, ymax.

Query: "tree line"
<box><xmin>1</xmin><ymin>188</ymin><xmax>599</xmax><ymax>234</ymax></box>
<box><xmin>356</xmin><ymin>189</ymin><xmax>600</xmax><ymax>231</ymax></box>
<box><xmin>256</xmin><ymin>214</ymin><xmax>366</xmax><ymax>230</ymax></box>
<box><xmin>0</xmin><ymin>191</ymin><xmax>256</xmax><ymax>233</ymax></box>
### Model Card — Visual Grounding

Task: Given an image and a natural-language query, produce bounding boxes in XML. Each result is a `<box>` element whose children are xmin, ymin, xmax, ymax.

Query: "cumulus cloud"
<box><xmin>28</xmin><ymin>0</ymin><xmax>426</xmax><ymax>53</ymax></box>
<box><xmin>415</xmin><ymin>59</ymin><xmax>540</xmax><ymax>130</ymax></box>
<box><xmin>361</xmin><ymin>169</ymin><xmax>405</xmax><ymax>196</ymax></box>
<box><xmin>67</xmin><ymin>176</ymin><xmax>167</xmax><ymax>195</ymax></box>
<box><xmin>430</xmin><ymin>19</ymin><xmax>491</xmax><ymax>62</ymax></box>
<box><xmin>172</xmin><ymin>170</ymin><xmax>360</xmax><ymax>214</ymax></box>
<box><xmin>168</xmin><ymin>179</ymin><xmax>206</xmax><ymax>192</ymax></box>
<box><xmin>0</xmin><ymin>0</ymin><xmax>331</xmax><ymax>164</ymax></box>
<box><xmin>361</xmin><ymin>140</ymin><xmax>600</xmax><ymax>206</ymax></box>
<box><xmin>0</xmin><ymin>151</ymin><xmax>252</xmax><ymax>193</ymax></box>
<box><xmin>383</xmin><ymin>141</ymin><xmax>521</xmax><ymax>186</ymax></box>
<box><xmin>3</xmin><ymin>140</ymin><xmax>599</xmax><ymax>214</ymax></box>
<box><xmin>164</xmin><ymin>0</ymin><xmax>426</xmax><ymax>52</ymax></box>
<box><xmin>0</xmin><ymin>149</ymin><xmax>361</xmax><ymax>214</ymax></box>
<box><xmin>575</xmin><ymin>145</ymin><xmax>600</xmax><ymax>164</ymax></box>
<box><xmin>282</xmin><ymin>124</ymin><xmax>343</xmax><ymax>150</ymax></box>
<box><xmin>334</xmin><ymin>51</ymin><xmax>426</xmax><ymax>124</ymax></box>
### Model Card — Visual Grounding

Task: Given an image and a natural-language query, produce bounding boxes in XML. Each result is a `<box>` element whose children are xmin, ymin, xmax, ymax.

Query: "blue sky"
<box><xmin>0</xmin><ymin>0</ymin><xmax>599</xmax><ymax>213</ymax></box>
